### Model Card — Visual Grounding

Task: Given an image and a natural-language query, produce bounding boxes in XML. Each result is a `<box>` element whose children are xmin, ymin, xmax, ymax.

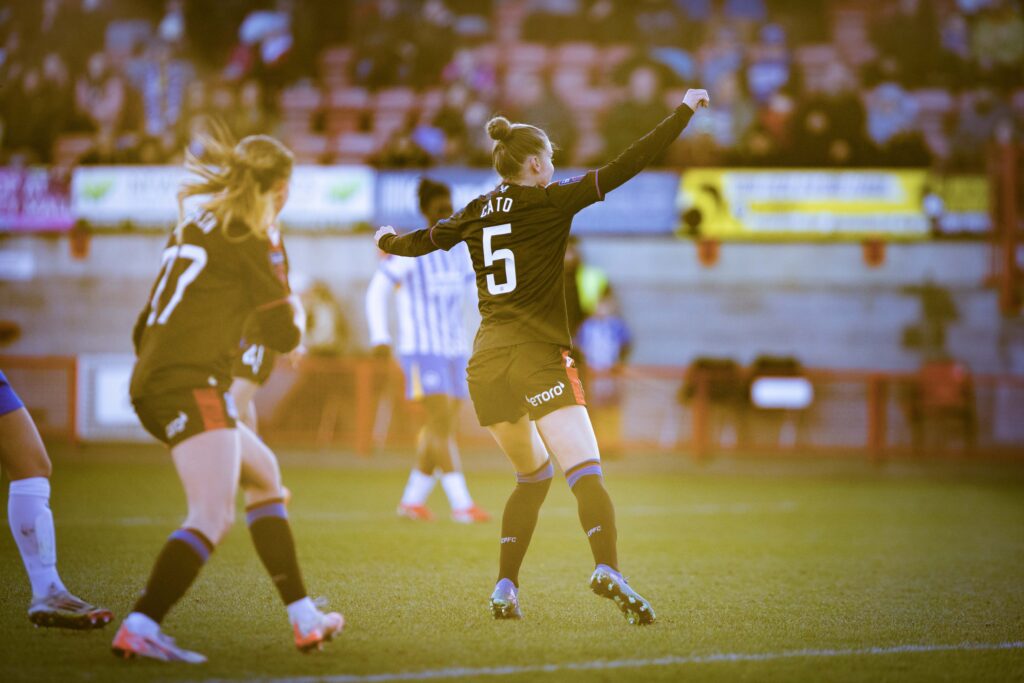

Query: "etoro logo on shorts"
<box><xmin>166</xmin><ymin>411</ymin><xmax>188</xmax><ymax>440</ymax></box>
<box><xmin>526</xmin><ymin>381</ymin><xmax>565</xmax><ymax>407</ymax></box>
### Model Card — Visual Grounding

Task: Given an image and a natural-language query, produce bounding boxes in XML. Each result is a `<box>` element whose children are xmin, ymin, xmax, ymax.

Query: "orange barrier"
<box><xmin>2</xmin><ymin>354</ymin><xmax>1021</xmax><ymax>460</ymax></box>
<box><xmin>0</xmin><ymin>355</ymin><xmax>78</xmax><ymax>444</ymax></box>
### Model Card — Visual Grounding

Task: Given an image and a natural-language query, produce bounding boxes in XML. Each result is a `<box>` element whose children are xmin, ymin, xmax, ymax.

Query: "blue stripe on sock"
<box><xmin>566</xmin><ymin>463</ymin><xmax>603</xmax><ymax>489</ymax></box>
<box><xmin>516</xmin><ymin>460</ymin><xmax>554</xmax><ymax>484</ymax></box>
<box><xmin>246</xmin><ymin>501</ymin><xmax>288</xmax><ymax>526</ymax></box>
<box><xmin>169</xmin><ymin>528</ymin><xmax>211</xmax><ymax>563</ymax></box>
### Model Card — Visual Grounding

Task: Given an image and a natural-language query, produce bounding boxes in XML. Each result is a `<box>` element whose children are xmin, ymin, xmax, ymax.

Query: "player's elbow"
<box><xmin>244</xmin><ymin>305</ymin><xmax>302</xmax><ymax>353</ymax></box>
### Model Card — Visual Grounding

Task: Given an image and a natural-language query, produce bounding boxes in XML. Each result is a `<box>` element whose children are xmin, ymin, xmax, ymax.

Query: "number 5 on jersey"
<box><xmin>483</xmin><ymin>223</ymin><xmax>517</xmax><ymax>295</ymax></box>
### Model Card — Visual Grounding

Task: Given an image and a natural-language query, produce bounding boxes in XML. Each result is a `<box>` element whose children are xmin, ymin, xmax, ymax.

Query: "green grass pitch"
<box><xmin>1</xmin><ymin>447</ymin><xmax>1022</xmax><ymax>682</ymax></box>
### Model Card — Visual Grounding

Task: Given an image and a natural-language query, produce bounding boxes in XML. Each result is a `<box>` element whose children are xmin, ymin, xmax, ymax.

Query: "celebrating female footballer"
<box><xmin>365</xmin><ymin>178</ymin><xmax>489</xmax><ymax>524</ymax></box>
<box><xmin>0</xmin><ymin>372</ymin><xmax>113</xmax><ymax>629</ymax></box>
<box><xmin>375</xmin><ymin>88</ymin><xmax>709</xmax><ymax>624</ymax></box>
<box><xmin>113</xmin><ymin>126</ymin><xmax>343</xmax><ymax>663</ymax></box>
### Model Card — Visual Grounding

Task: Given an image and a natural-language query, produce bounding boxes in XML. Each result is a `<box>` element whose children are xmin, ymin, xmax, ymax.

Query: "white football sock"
<box><xmin>124</xmin><ymin>611</ymin><xmax>160</xmax><ymax>636</ymax></box>
<box><xmin>400</xmin><ymin>469</ymin><xmax>435</xmax><ymax>506</ymax></box>
<box><xmin>8</xmin><ymin>477</ymin><xmax>67</xmax><ymax>599</ymax></box>
<box><xmin>286</xmin><ymin>596</ymin><xmax>318</xmax><ymax>624</ymax></box>
<box><xmin>440</xmin><ymin>472</ymin><xmax>473</xmax><ymax>510</ymax></box>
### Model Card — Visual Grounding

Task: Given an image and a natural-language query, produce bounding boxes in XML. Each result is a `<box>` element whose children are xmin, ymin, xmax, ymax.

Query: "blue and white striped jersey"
<box><xmin>366</xmin><ymin>243</ymin><xmax>475</xmax><ymax>358</ymax></box>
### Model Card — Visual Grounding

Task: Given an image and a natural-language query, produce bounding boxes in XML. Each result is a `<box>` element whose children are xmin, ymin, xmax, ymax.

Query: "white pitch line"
<box><xmin>197</xmin><ymin>641</ymin><xmax>1024</xmax><ymax>683</ymax></box>
<box><xmin>3</xmin><ymin>501</ymin><xmax>798</xmax><ymax>528</ymax></box>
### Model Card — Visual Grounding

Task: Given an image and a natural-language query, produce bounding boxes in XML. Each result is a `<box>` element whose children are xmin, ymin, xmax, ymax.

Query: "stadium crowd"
<box><xmin>0</xmin><ymin>0</ymin><xmax>1020</xmax><ymax>170</ymax></box>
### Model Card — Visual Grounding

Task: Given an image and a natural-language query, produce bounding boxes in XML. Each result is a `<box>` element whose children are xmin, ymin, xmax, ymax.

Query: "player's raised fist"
<box><xmin>683</xmin><ymin>89</ymin><xmax>710</xmax><ymax>111</ymax></box>
<box><xmin>374</xmin><ymin>225</ymin><xmax>396</xmax><ymax>247</ymax></box>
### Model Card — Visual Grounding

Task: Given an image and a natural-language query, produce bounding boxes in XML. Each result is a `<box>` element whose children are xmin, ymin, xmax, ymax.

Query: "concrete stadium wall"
<box><xmin>2</xmin><ymin>233</ymin><xmax>1022</xmax><ymax>375</ymax></box>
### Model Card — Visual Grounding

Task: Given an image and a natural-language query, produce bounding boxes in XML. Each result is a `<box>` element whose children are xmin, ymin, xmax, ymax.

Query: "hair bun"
<box><xmin>486</xmin><ymin>116</ymin><xmax>513</xmax><ymax>142</ymax></box>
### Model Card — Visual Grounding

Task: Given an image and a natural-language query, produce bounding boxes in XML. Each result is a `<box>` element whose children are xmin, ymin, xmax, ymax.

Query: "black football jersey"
<box><xmin>426</xmin><ymin>172</ymin><xmax>604</xmax><ymax>353</ymax></box>
<box><xmin>232</xmin><ymin>226</ymin><xmax>289</xmax><ymax>385</ymax></box>
<box><xmin>130</xmin><ymin>211</ymin><xmax>295</xmax><ymax>399</ymax></box>
<box><xmin>379</xmin><ymin>105</ymin><xmax>697</xmax><ymax>354</ymax></box>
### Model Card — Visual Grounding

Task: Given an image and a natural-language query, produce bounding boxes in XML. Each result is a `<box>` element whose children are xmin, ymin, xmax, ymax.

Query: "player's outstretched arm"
<box><xmin>374</xmin><ymin>225</ymin><xmax>441</xmax><ymax>257</ymax></box>
<box><xmin>596</xmin><ymin>88</ymin><xmax>709</xmax><ymax>197</ymax></box>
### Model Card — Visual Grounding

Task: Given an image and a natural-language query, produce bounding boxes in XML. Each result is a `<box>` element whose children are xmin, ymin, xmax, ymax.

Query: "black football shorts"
<box><xmin>134</xmin><ymin>387</ymin><xmax>239</xmax><ymax>447</ymax></box>
<box><xmin>467</xmin><ymin>342</ymin><xmax>586</xmax><ymax>427</ymax></box>
<box><xmin>231</xmin><ymin>343</ymin><xmax>277</xmax><ymax>386</ymax></box>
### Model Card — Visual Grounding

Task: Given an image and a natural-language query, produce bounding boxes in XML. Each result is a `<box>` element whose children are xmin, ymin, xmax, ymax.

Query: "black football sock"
<box><xmin>498</xmin><ymin>460</ymin><xmax>553</xmax><ymax>587</ymax></box>
<box><xmin>133</xmin><ymin>527</ymin><xmax>213</xmax><ymax>624</ymax></box>
<box><xmin>246</xmin><ymin>498</ymin><xmax>308</xmax><ymax>605</ymax></box>
<box><xmin>566</xmin><ymin>460</ymin><xmax>619</xmax><ymax>571</ymax></box>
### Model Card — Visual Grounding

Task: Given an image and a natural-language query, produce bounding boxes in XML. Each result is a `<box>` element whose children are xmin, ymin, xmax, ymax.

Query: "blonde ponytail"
<box><xmin>177</xmin><ymin>120</ymin><xmax>294</xmax><ymax>242</ymax></box>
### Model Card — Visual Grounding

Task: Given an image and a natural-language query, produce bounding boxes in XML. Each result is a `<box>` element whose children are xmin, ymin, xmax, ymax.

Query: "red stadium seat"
<box><xmin>557</xmin><ymin>42</ymin><xmax>598</xmax><ymax>67</ymax></box>
<box><xmin>285</xmin><ymin>133</ymin><xmax>328</xmax><ymax>163</ymax></box>
<box><xmin>374</xmin><ymin>87</ymin><xmax>417</xmax><ymax>112</ymax></box>
<box><xmin>333</xmin><ymin>132</ymin><xmax>378</xmax><ymax>162</ymax></box>
<box><xmin>53</xmin><ymin>134</ymin><xmax>95</xmax><ymax>167</ymax></box>
<box><xmin>280</xmin><ymin>85</ymin><xmax>323</xmax><ymax>112</ymax></box>
<box><xmin>504</xmin><ymin>43</ymin><xmax>549</xmax><ymax>70</ymax></box>
<box><xmin>320</xmin><ymin>46</ymin><xmax>354</xmax><ymax>86</ymax></box>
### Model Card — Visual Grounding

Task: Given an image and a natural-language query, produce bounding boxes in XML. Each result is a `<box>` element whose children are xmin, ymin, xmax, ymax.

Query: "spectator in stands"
<box><xmin>699</xmin><ymin>24</ymin><xmax>744</xmax><ymax>87</ymax></box>
<box><xmin>600</xmin><ymin>64</ymin><xmax>671</xmax><ymax>162</ymax></box>
<box><xmin>522</xmin><ymin>0</ymin><xmax>587</xmax><ymax>43</ymax></box>
<box><xmin>866</xmin><ymin>81</ymin><xmax>920</xmax><ymax>149</ymax></box>
<box><xmin>1</xmin><ymin>64</ymin><xmax>65</xmax><ymax>163</ymax></box>
<box><xmin>125</xmin><ymin>39</ymin><xmax>195</xmax><ymax>139</ymax></box>
<box><xmin>230</xmin><ymin>80</ymin><xmax>272</xmax><ymax>139</ymax></box>
<box><xmin>746</xmin><ymin>23</ymin><xmax>790</xmax><ymax>104</ymax></box>
<box><xmin>507</xmin><ymin>73</ymin><xmax>578</xmax><ymax>165</ymax></box>
<box><xmin>371</xmin><ymin>112</ymin><xmax>433</xmax><ymax>168</ymax></box>
<box><xmin>949</xmin><ymin>87</ymin><xmax>1016</xmax><ymax>170</ymax></box>
<box><xmin>871</xmin><ymin>0</ymin><xmax>941</xmax><ymax>87</ymax></box>
<box><xmin>971</xmin><ymin>1</ymin><xmax>1024</xmax><ymax>86</ymax></box>
<box><xmin>442</xmin><ymin>47</ymin><xmax>498</xmax><ymax>101</ymax></box>
<box><xmin>585</xmin><ymin>0</ymin><xmax>638</xmax><ymax>44</ymax></box>
<box><xmin>351</xmin><ymin>0</ymin><xmax>416</xmax><ymax>89</ymax></box>
<box><xmin>74</xmin><ymin>52</ymin><xmax>126</xmax><ymax>137</ymax></box>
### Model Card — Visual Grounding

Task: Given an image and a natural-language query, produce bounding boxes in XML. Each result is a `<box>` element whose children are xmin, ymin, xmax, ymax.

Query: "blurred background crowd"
<box><xmin>0</xmin><ymin>0</ymin><xmax>1021</xmax><ymax>170</ymax></box>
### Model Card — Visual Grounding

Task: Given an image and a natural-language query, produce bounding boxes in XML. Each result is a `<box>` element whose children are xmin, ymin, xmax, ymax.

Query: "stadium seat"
<box><xmin>374</xmin><ymin>87</ymin><xmax>417</xmax><ymax>112</ymax></box>
<box><xmin>333</xmin><ymin>132</ymin><xmax>378</xmax><ymax>162</ymax></box>
<box><xmin>504</xmin><ymin>43</ymin><xmax>549</xmax><ymax>71</ymax></box>
<box><xmin>557</xmin><ymin>42</ymin><xmax>598</xmax><ymax>67</ymax></box>
<box><xmin>320</xmin><ymin>46</ymin><xmax>354</xmax><ymax>87</ymax></box>
<box><xmin>285</xmin><ymin>133</ymin><xmax>328</xmax><ymax>164</ymax></box>
<box><xmin>795</xmin><ymin>44</ymin><xmax>840</xmax><ymax>93</ymax></box>
<box><xmin>53</xmin><ymin>134</ymin><xmax>95</xmax><ymax>167</ymax></box>
<box><xmin>326</xmin><ymin>88</ymin><xmax>370</xmax><ymax>137</ymax></box>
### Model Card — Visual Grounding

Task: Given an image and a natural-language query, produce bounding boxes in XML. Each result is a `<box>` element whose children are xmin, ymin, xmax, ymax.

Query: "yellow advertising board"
<box><xmin>677</xmin><ymin>169</ymin><xmax>934</xmax><ymax>240</ymax></box>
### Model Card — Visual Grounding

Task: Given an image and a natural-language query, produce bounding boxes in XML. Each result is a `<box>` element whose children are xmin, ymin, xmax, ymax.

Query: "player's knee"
<box><xmin>189</xmin><ymin>502</ymin><xmax>235</xmax><ymax>545</ymax></box>
<box><xmin>5</xmin><ymin>446</ymin><xmax>51</xmax><ymax>480</ymax></box>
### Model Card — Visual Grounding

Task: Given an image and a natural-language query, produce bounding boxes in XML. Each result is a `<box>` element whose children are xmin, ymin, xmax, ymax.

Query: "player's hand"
<box><xmin>682</xmin><ymin>89</ymin><xmax>710</xmax><ymax>111</ymax></box>
<box><xmin>372</xmin><ymin>344</ymin><xmax>392</xmax><ymax>361</ymax></box>
<box><xmin>374</xmin><ymin>225</ymin><xmax>397</xmax><ymax>247</ymax></box>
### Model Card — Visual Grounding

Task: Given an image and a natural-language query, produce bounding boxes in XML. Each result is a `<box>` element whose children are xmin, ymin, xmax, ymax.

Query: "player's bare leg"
<box><xmin>230</xmin><ymin>377</ymin><xmax>261</xmax><ymax>433</ymax></box>
<box><xmin>238</xmin><ymin>425</ymin><xmax>343</xmax><ymax>651</ymax></box>
<box><xmin>536</xmin><ymin>406</ymin><xmax>654</xmax><ymax>625</ymax></box>
<box><xmin>113</xmin><ymin>429</ymin><xmax>241</xmax><ymax>663</ymax></box>
<box><xmin>1</xmin><ymin>408</ymin><xmax>113</xmax><ymax>630</ymax></box>
<box><xmin>485</xmin><ymin>416</ymin><xmax>553</xmax><ymax>618</ymax></box>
